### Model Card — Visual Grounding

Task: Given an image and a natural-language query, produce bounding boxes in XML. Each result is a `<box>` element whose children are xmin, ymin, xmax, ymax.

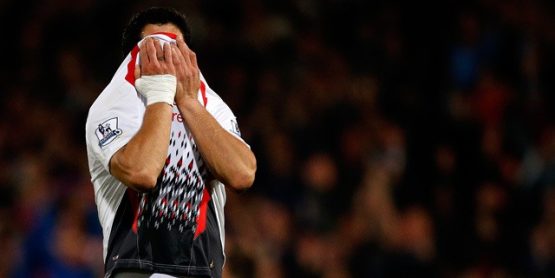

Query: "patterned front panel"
<box><xmin>137</xmin><ymin>110</ymin><xmax>209</xmax><ymax>234</ymax></box>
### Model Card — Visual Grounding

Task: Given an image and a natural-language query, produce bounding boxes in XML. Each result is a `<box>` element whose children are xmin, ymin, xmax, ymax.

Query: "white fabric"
<box><xmin>210</xmin><ymin>180</ymin><xmax>227</xmax><ymax>261</ymax></box>
<box><xmin>86</xmin><ymin>49</ymin><xmax>144</xmax><ymax>261</ymax></box>
<box><xmin>85</xmin><ymin>33</ymin><xmax>243</xmax><ymax>262</ymax></box>
<box><xmin>135</xmin><ymin>74</ymin><xmax>176</xmax><ymax>106</ymax></box>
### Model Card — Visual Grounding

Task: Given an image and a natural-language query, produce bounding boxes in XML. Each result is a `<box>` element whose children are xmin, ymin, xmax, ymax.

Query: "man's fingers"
<box><xmin>153</xmin><ymin>39</ymin><xmax>164</xmax><ymax>60</ymax></box>
<box><xmin>145</xmin><ymin>38</ymin><xmax>153</xmax><ymax>63</ymax></box>
<box><xmin>176</xmin><ymin>38</ymin><xmax>192</xmax><ymax>67</ymax></box>
<box><xmin>146</xmin><ymin>38</ymin><xmax>158</xmax><ymax>66</ymax></box>
<box><xmin>163</xmin><ymin>43</ymin><xmax>172</xmax><ymax>64</ymax></box>
<box><xmin>189</xmin><ymin>51</ymin><xmax>198</xmax><ymax>70</ymax></box>
<box><xmin>139</xmin><ymin>38</ymin><xmax>149</xmax><ymax>64</ymax></box>
<box><xmin>138</xmin><ymin>39</ymin><xmax>148</xmax><ymax>75</ymax></box>
<box><xmin>171</xmin><ymin>44</ymin><xmax>183</xmax><ymax>68</ymax></box>
<box><xmin>176</xmin><ymin>37</ymin><xmax>186</xmax><ymax>52</ymax></box>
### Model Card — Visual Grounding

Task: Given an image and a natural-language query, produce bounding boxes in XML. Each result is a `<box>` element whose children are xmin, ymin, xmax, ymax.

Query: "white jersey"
<box><xmin>85</xmin><ymin>33</ymin><xmax>242</xmax><ymax>277</ymax></box>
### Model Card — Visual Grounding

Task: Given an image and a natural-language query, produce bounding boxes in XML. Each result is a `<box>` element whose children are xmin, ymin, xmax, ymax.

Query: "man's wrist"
<box><xmin>176</xmin><ymin>96</ymin><xmax>200</xmax><ymax>109</ymax></box>
<box><xmin>176</xmin><ymin>96</ymin><xmax>203</xmax><ymax>120</ymax></box>
<box><xmin>135</xmin><ymin>75</ymin><xmax>177</xmax><ymax>106</ymax></box>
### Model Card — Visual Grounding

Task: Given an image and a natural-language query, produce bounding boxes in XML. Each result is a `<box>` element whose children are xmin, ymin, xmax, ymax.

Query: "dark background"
<box><xmin>1</xmin><ymin>0</ymin><xmax>555</xmax><ymax>277</ymax></box>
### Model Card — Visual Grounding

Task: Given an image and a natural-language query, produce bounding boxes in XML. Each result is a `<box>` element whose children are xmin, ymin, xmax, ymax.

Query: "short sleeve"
<box><xmin>202</xmin><ymin>83</ymin><xmax>247</xmax><ymax>145</ymax></box>
<box><xmin>86</xmin><ymin>82</ymin><xmax>145</xmax><ymax>172</ymax></box>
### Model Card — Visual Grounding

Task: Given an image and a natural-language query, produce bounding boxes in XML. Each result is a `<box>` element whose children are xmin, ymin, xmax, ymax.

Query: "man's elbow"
<box><xmin>125</xmin><ymin>169</ymin><xmax>159</xmax><ymax>192</ymax></box>
<box><xmin>112</xmin><ymin>158</ymin><xmax>159</xmax><ymax>191</ymax></box>
<box><xmin>227</xmin><ymin>163</ymin><xmax>256</xmax><ymax>191</ymax></box>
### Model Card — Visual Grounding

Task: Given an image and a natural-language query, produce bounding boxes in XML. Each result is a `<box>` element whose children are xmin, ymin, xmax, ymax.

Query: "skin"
<box><xmin>110</xmin><ymin>23</ymin><xmax>256</xmax><ymax>192</ymax></box>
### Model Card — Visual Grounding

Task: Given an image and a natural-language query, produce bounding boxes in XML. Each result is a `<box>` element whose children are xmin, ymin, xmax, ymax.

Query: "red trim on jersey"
<box><xmin>151</xmin><ymin>32</ymin><xmax>178</xmax><ymax>39</ymax></box>
<box><xmin>127</xmin><ymin>189</ymin><xmax>140</xmax><ymax>234</ymax></box>
<box><xmin>194</xmin><ymin>187</ymin><xmax>211</xmax><ymax>239</ymax></box>
<box><xmin>125</xmin><ymin>46</ymin><xmax>140</xmax><ymax>86</ymax></box>
<box><xmin>200</xmin><ymin>81</ymin><xmax>207</xmax><ymax>107</ymax></box>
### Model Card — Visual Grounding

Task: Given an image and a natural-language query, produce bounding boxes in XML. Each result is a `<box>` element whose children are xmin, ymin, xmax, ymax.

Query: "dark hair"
<box><xmin>121</xmin><ymin>7</ymin><xmax>191</xmax><ymax>56</ymax></box>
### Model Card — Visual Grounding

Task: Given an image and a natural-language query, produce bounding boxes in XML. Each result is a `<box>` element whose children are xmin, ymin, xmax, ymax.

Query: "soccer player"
<box><xmin>85</xmin><ymin>7</ymin><xmax>256</xmax><ymax>277</ymax></box>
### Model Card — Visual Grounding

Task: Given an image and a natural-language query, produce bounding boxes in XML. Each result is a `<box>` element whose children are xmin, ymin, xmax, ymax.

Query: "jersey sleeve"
<box><xmin>201</xmin><ymin>81</ymin><xmax>247</xmax><ymax>145</ymax></box>
<box><xmin>86</xmin><ymin>82</ymin><xmax>145</xmax><ymax>172</ymax></box>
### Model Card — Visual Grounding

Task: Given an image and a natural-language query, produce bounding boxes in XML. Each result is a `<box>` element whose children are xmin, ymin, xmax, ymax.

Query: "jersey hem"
<box><xmin>106</xmin><ymin>259</ymin><xmax>212</xmax><ymax>278</ymax></box>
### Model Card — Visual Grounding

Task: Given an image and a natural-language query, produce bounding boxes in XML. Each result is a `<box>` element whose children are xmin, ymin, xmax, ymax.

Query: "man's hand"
<box><xmin>135</xmin><ymin>38</ymin><xmax>177</xmax><ymax>106</ymax></box>
<box><xmin>171</xmin><ymin>37</ymin><xmax>256</xmax><ymax>190</ymax></box>
<box><xmin>172</xmin><ymin>37</ymin><xmax>201</xmax><ymax>104</ymax></box>
<box><xmin>135</xmin><ymin>37</ymin><xmax>177</xmax><ymax>77</ymax></box>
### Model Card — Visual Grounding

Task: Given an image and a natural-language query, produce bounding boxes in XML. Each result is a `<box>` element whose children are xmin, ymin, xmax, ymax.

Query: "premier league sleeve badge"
<box><xmin>96</xmin><ymin>117</ymin><xmax>123</xmax><ymax>147</ymax></box>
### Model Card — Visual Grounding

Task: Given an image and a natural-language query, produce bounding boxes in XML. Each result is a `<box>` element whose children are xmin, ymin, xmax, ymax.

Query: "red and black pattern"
<box><xmin>138</xmin><ymin>129</ymin><xmax>209</xmax><ymax>235</ymax></box>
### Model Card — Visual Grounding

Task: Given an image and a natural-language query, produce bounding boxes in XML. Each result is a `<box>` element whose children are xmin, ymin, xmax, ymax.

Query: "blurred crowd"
<box><xmin>1</xmin><ymin>0</ymin><xmax>555</xmax><ymax>277</ymax></box>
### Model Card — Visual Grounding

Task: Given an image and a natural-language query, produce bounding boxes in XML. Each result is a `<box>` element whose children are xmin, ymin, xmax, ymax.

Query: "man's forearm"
<box><xmin>110</xmin><ymin>103</ymin><xmax>173</xmax><ymax>191</ymax></box>
<box><xmin>177</xmin><ymin>98</ymin><xmax>256</xmax><ymax>190</ymax></box>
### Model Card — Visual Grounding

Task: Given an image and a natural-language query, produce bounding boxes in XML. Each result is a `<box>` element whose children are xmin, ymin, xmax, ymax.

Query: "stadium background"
<box><xmin>1</xmin><ymin>0</ymin><xmax>555</xmax><ymax>277</ymax></box>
